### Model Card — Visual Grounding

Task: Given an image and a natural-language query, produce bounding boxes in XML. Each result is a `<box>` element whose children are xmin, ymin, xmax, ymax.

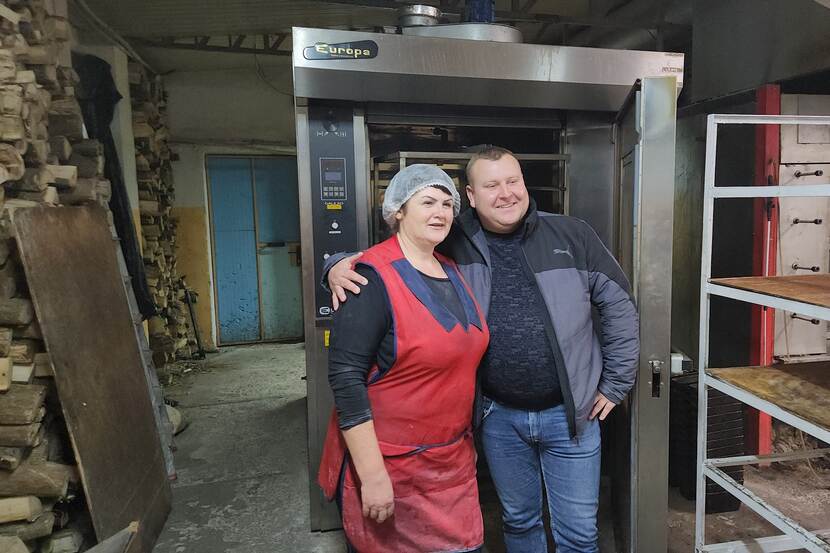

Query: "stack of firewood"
<box><xmin>0</xmin><ymin>1</ymin><xmax>94</xmax><ymax>551</ymax></box>
<box><xmin>128</xmin><ymin>62</ymin><xmax>194</xmax><ymax>367</ymax></box>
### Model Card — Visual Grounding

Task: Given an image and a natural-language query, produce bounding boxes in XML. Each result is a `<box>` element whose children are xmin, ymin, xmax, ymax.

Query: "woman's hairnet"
<box><xmin>382</xmin><ymin>164</ymin><xmax>460</xmax><ymax>226</ymax></box>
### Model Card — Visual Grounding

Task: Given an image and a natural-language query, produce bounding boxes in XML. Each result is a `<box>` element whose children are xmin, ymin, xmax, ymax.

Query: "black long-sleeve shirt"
<box><xmin>479</xmin><ymin>228</ymin><xmax>563</xmax><ymax>410</ymax></box>
<box><xmin>328</xmin><ymin>265</ymin><xmax>467</xmax><ymax>429</ymax></box>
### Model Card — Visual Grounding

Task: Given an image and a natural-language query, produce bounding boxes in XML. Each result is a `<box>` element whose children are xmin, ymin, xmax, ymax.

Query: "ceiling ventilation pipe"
<box><xmin>398</xmin><ymin>3</ymin><xmax>523</xmax><ymax>42</ymax></box>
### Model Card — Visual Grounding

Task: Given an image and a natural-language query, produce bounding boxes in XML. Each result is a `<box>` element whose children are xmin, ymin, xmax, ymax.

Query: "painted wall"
<box><xmin>165</xmin><ymin>65</ymin><xmax>295</xmax><ymax>145</ymax></box>
<box><xmin>693</xmin><ymin>0</ymin><xmax>830</xmax><ymax>101</ymax></box>
<box><xmin>166</xmin><ymin>65</ymin><xmax>296</xmax><ymax>349</ymax></box>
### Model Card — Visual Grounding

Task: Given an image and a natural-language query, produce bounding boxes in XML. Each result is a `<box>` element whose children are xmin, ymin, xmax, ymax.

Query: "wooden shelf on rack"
<box><xmin>707</xmin><ymin>362</ymin><xmax>830</xmax><ymax>432</ymax></box>
<box><xmin>711</xmin><ymin>274</ymin><xmax>830</xmax><ymax>309</ymax></box>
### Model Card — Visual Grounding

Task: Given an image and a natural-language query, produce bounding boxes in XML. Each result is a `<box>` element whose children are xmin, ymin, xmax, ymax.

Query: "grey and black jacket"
<box><xmin>436</xmin><ymin>201</ymin><xmax>639</xmax><ymax>438</ymax></box>
<box><xmin>325</xmin><ymin>200</ymin><xmax>639</xmax><ymax>438</ymax></box>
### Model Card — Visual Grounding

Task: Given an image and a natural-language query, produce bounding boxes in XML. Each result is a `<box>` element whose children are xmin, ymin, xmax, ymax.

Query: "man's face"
<box><xmin>465</xmin><ymin>154</ymin><xmax>529</xmax><ymax>233</ymax></box>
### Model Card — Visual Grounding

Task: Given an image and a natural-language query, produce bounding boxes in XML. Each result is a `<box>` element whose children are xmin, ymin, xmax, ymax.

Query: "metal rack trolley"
<box><xmin>696</xmin><ymin>114</ymin><xmax>830</xmax><ymax>552</ymax></box>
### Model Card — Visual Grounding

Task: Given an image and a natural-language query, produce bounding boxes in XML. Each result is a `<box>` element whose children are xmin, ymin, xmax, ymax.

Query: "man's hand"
<box><xmin>589</xmin><ymin>392</ymin><xmax>616</xmax><ymax>421</ymax></box>
<box><xmin>328</xmin><ymin>252</ymin><xmax>368</xmax><ymax>310</ymax></box>
<box><xmin>360</xmin><ymin>469</ymin><xmax>395</xmax><ymax>523</ymax></box>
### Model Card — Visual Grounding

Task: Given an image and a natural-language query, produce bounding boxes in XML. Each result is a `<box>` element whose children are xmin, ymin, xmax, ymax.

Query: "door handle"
<box><xmin>257</xmin><ymin>241</ymin><xmax>286</xmax><ymax>253</ymax></box>
<box><xmin>649</xmin><ymin>359</ymin><xmax>663</xmax><ymax>398</ymax></box>
<box><xmin>258</xmin><ymin>241</ymin><xmax>286</xmax><ymax>248</ymax></box>
<box><xmin>288</xmin><ymin>242</ymin><xmax>302</xmax><ymax>266</ymax></box>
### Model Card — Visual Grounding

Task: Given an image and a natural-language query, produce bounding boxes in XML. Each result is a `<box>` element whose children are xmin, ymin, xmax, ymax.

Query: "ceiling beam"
<box><xmin>131</xmin><ymin>36</ymin><xmax>291</xmax><ymax>56</ymax></box>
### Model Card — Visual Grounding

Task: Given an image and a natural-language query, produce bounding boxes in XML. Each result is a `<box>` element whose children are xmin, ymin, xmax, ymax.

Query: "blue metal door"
<box><xmin>253</xmin><ymin>158</ymin><xmax>303</xmax><ymax>340</ymax></box>
<box><xmin>208</xmin><ymin>156</ymin><xmax>303</xmax><ymax>344</ymax></box>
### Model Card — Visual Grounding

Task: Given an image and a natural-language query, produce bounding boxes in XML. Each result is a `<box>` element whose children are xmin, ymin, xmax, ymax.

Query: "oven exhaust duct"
<box><xmin>398</xmin><ymin>3</ymin><xmax>523</xmax><ymax>43</ymax></box>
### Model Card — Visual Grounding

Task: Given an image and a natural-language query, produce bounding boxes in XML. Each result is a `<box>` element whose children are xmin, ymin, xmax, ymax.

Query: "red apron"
<box><xmin>318</xmin><ymin>236</ymin><xmax>489</xmax><ymax>553</ymax></box>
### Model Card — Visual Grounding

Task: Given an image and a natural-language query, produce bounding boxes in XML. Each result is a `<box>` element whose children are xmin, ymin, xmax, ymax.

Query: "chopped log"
<box><xmin>0</xmin><ymin>116</ymin><xmax>24</xmax><ymax>141</ymax></box>
<box><xmin>0</xmin><ymin>329</ymin><xmax>11</xmax><ymax>357</ymax></box>
<box><xmin>16</xmin><ymin>186</ymin><xmax>58</xmax><ymax>204</ymax></box>
<box><xmin>32</xmin><ymin>65</ymin><xmax>58</xmax><ymax>91</ymax></box>
<box><xmin>32</xmin><ymin>353</ymin><xmax>50</xmax><ymax>378</ymax></box>
<box><xmin>0</xmin><ymin>299</ymin><xmax>33</xmax><ymax>326</ymax></box>
<box><xmin>0</xmin><ymin>496</ymin><xmax>41</xmax><ymax>523</ymax></box>
<box><xmin>139</xmin><ymin>200</ymin><xmax>160</xmax><ymax>216</ymax></box>
<box><xmin>0</xmin><ymin>460</ymin><xmax>72</xmax><ymax>497</ymax></box>
<box><xmin>0</xmin><ymin>422</ymin><xmax>40</xmax><ymax>446</ymax></box>
<box><xmin>0</xmin><ymin>51</ymin><xmax>14</xmax><ymax>83</ymax></box>
<box><xmin>0</xmin><ymin>511</ymin><xmax>54</xmax><ymax>541</ymax></box>
<box><xmin>35</xmin><ymin>87</ymin><xmax>51</xmax><ymax>112</ymax></box>
<box><xmin>13</xmin><ymin>322</ymin><xmax>41</xmax><ymax>340</ymax></box>
<box><xmin>71</xmin><ymin>139</ymin><xmax>101</xmax><ymax>157</ymax></box>
<box><xmin>132</xmin><ymin>121</ymin><xmax>154</xmax><ymax>139</ymax></box>
<box><xmin>0</xmin><ymin>6</ymin><xmax>22</xmax><ymax>26</ymax></box>
<box><xmin>59</xmin><ymin>177</ymin><xmax>109</xmax><ymax>205</ymax></box>
<box><xmin>18</xmin><ymin>43</ymin><xmax>56</xmax><ymax>65</ymax></box>
<box><xmin>10</xmin><ymin>340</ymin><xmax>37</xmax><ymax>365</ymax></box>
<box><xmin>56</xmin><ymin>66</ymin><xmax>78</xmax><ymax>85</ymax></box>
<box><xmin>47</xmin><ymin>135</ymin><xmax>70</xmax><ymax>162</ymax></box>
<box><xmin>48</xmin><ymin>96</ymin><xmax>80</xmax><ymax>116</ymax></box>
<box><xmin>142</xmin><ymin>224</ymin><xmax>161</xmax><ymax>239</ymax></box>
<box><xmin>68</xmin><ymin>152</ymin><xmax>102</xmax><ymax>178</ymax></box>
<box><xmin>0</xmin><ymin>144</ymin><xmax>23</xmax><ymax>184</ymax></box>
<box><xmin>45</xmin><ymin>17</ymin><xmax>70</xmax><ymax>42</ymax></box>
<box><xmin>3</xmin><ymin>37</ymin><xmax>29</xmax><ymax>60</ymax></box>
<box><xmin>10</xmin><ymin>166</ymin><xmax>49</xmax><ymax>192</ymax></box>
<box><xmin>11</xmin><ymin>364</ymin><xmax>32</xmax><ymax>384</ymax></box>
<box><xmin>14</xmin><ymin>71</ymin><xmax>34</xmax><ymax>85</ymax></box>
<box><xmin>97</xmin><ymin>179</ymin><xmax>111</xmax><ymax>203</ymax></box>
<box><xmin>0</xmin><ymin>447</ymin><xmax>22</xmax><ymax>471</ymax></box>
<box><xmin>0</xmin><ymin>359</ymin><xmax>9</xmax><ymax>392</ymax></box>
<box><xmin>0</xmin><ymin>384</ymin><xmax>45</xmax><ymax>424</ymax></box>
<box><xmin>30</xmin><ymin>119</ymin><xmax>47</xmax><ymax>141</ymax></box>
<box><xmin>0</xmin><ymin>536</ymin><xmax>27</xmax><ymax>553</ymax></box>
<box><xmin>40</xmin><ymin>528</ymin><xmax>83</xmax><ymax>553</ymax></box>
<box><xmin>45</xmin><ymin>164</ymin><xmax>74</xmax><ymax>188</ymax></box>
<box><xmin>47</xmin><ymin>112</ymin><xmax>83</xmax><ymax>142</ymax></box>
<box><xmin>0</xmin><ymin>86</ymin><xmax>22</xmax><ymax>116</ymax></box>
<box><xmin>22</xmin><ymin>139</ymin><xmax>47</xmax><ymax>166</ymax></box>
<box><xmin>0</xmin><ymin>272</ymin><xmax>17</xmax><ymax>298</ymax></box>
<box><xmin>148</xmin><ymin>316</ymin><xmax>166</xmax><ymax>336</ymax></box>
<box><xmin>0</xmin><ymin>260</ymin><xmax>16</xmax><ymax>299</ymax></box>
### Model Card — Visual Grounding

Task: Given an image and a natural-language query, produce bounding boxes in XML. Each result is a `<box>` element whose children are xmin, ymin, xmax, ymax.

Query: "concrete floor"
<box><xmin>154</xmin><ymin>343</ymin><xmax>345</xmax><ymax>553</ymax></box>
<box><xmin>154</xmin><ymin>343</ymin><xmax>829</xmax><ymax>553</ymax></box>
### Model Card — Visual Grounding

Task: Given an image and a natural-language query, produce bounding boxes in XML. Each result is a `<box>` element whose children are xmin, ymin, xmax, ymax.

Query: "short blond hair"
<box><xmin>465</xmin><ymin>145</ymin><xmax>515</xmax><ymax>184</ymax></box>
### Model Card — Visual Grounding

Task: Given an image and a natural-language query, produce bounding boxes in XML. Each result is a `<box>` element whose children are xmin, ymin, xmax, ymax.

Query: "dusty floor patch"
<box><xmin>154</xmin><ymin>343</ymin><xmax>345</xmax><ymax>553</ymax></box>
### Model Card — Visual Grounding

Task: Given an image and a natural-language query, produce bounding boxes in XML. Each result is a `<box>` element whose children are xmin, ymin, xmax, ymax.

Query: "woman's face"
<box><xmin>396</xmin><ymin>186</ymin><xmax>455</xmax><ymax>247</ymax></box>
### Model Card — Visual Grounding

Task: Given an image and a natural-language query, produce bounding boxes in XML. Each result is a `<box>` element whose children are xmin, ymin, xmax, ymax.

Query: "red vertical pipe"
<box><xmin>748</xmin><ymin>84</ymin><xmax>780</xmax><ymax>455</ymax></box>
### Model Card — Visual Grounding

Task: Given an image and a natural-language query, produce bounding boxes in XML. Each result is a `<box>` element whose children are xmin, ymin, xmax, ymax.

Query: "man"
<box><xmin>327</xmin><ymin>146</ymin><xmax>639</xmax><ymax>553</ymax></box>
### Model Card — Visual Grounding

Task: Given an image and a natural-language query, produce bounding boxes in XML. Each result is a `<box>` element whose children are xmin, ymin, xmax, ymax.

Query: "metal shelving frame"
<box><xmin>696</xmin><ymin>114</ymin><xmax>830</xmax><ymax>553</ymax></box>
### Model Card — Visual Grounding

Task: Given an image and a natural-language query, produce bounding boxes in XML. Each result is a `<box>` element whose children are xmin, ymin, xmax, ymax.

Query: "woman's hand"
<box><xmin>329</xmin><ymin>253</ymin><xmax>368</xmax><ymax>310</ymax></box>
<box><xmin>360</xmin><ymin>469</ymin><xmax>395</xmax><ymax>523</ymax></box>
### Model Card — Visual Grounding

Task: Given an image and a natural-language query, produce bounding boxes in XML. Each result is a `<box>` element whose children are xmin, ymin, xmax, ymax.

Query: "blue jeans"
<box><xmin>481</xmin><ymin>400</ymin><xmax>601</xmax><ymax>553</ymax></box>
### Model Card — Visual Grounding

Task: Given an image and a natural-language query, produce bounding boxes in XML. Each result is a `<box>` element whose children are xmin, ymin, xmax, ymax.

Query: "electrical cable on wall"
<box><xmin>253</xmin><ymin>53</ymin><xmax>293</xmax><ymax>97</ymax></box>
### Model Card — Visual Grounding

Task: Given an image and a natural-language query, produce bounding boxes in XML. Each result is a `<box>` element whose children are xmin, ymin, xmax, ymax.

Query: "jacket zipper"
<box><xmin>518</xmin><ymin>240</ymin><xmax>578</xmax><ymax>439</ymax></box>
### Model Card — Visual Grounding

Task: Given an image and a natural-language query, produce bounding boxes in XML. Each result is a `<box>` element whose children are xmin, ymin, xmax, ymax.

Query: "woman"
<box><xmin>318</xmin><ymin>164</ymin><xmax>490</xmax><ymax>553</ymax></box>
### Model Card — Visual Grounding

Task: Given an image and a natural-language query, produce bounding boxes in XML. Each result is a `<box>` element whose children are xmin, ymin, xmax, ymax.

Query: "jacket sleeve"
<box><xmin>582</xmin><ymin>222</ymin><xmax>640</xmax><ymax>404</ymax></box>
<box><xmin>320</xmin><ymin>251</ymin><xmax>359</xmax><ymax>292</ymax></box>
